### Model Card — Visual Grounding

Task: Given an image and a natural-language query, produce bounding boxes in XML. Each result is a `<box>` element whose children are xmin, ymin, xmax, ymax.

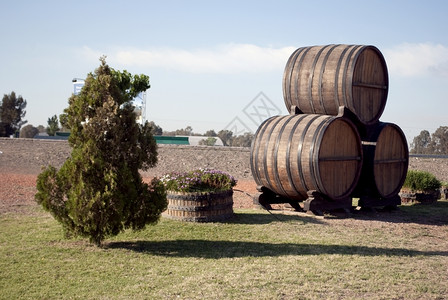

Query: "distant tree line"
<box><xmin>411</xmin><ymin>126</ymin><xmax>448</xmax><ymax>155</ymax></box>
<box><xmin>0</xmin><ymin>91</ymin><xmax>67</xmax><ymax>138</ymax></box>
<box><xmin>1</xmin><ymin>93</ymin><xmax>444</xmax><ymax>152</ymax></box>
<box><xmin>0</xmin><ymin>95</ymin><xmax>254</xmax><ymax>146</ymax></box>
<box><xmin>0</xmin><ymin>92</ymin><xmax>27</xmax><ymax>137</ymax></box>
<box><xmin>13</xmin><ymin>115</ymin><xmax>62</xmax><ymax>138</ymax></box>
<box><xmin>148</xmin><ymin>122</ymin><xmax>254</xmax><ymax>147</ymax></box>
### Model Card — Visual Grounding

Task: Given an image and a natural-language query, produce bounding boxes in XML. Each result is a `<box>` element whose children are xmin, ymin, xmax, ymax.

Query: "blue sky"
<box><xmin>1</xmin><ymin>0</ymin><xmax>447</xmax><ymax>144</ymax></box>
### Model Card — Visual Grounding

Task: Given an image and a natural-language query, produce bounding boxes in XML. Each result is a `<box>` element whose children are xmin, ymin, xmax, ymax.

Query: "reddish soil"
<box><xmin>0</xmin><ymin>173</ymin><xmax>39</xmax><ymax>214</ymax></box>
<box><xmin>1</xmin><ymin>138</ymin><xmax>447</xmax><ymax>216</ymax></box>
<box><xmin>233</xmin><ymin>180</ymin><xmax>259</xmax><ymax>209</ymax></box>
<box><xmin>0</xmin><ymin>173</ymin><xmax>258</xmax><ymax>214</ymax></box>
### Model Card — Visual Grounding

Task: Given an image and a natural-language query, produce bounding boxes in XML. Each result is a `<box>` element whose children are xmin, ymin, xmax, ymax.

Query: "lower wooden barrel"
<box><xmin>353</xmin><ymin>122</ymin><xmax>409</xmax><ymax>199</ymax></box>
<box><xmin>163</xmin><ymin>190</ymin><xmax>234</xmax><ymax>222</ymax></box>
<box><xmin>250</xmin><ymin>114</ymin><xmax>363</xmax><ymax>201</ymax></box>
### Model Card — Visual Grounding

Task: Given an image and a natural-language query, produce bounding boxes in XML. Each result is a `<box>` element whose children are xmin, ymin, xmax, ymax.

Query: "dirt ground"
<box><xmin>0</xmin><ymin>172</ymin><xmax>258</xmax><ymax>215</ymax></box>
<box><xmin>1</xmin><ymin>160</ymin><xmax>447</xmax><ymax>256</ymax></box>
<box><xmin>0</xmin><ymin>173</ymin><xmax>39</xmax><ymax>214</ymax></box>
<box><xmin>1</xmin><ymin>138</ymin><xmax>447</xmax><ymax>222</ymax></box>
<box><xmin>1</xmin><ymin>140</ymin><xmax>447</xmax><ymax>300</ymax></box>
<box><xmin>2</xmin><ymin>168</ymin><xmax>448</xmax><ymax>243</ymax></box>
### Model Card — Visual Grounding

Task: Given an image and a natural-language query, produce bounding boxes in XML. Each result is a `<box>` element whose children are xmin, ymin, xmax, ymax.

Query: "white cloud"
<box><xmin>81</xmin><ymin>44</ymin><xmax>296</xmax><ymax>74</ymax></box>
<box><xmin>384</xmin><ymin>43</ymin><xmax>448</xmax><ymax>77</ymax></box>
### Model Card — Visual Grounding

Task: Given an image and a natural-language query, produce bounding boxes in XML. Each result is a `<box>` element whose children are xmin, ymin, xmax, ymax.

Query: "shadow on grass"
<box><xmin>230</xmin><ymin>202</ymin><xmax>448</xmax><ymax>226</ymax></box>
<box><xmin>351</xmin><ymin>200</ymin><xmax>448</xmax><ymax>226</ymax></box>
<box><xmin>225</xmin><ymin>211</ymin><xmax>325</xmax><ymax>225</ymax></box>
<box><xmin>105</xmin><ymin>239</ymin><xmax>448</xmax><ymax>258</ymax></box>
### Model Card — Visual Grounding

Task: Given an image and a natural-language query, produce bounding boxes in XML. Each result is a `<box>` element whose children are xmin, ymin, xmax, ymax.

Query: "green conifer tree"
<box><xmin>35</xmin><ymin>57</ymin><xmax>167</xmax><ymax>246</ymax></box>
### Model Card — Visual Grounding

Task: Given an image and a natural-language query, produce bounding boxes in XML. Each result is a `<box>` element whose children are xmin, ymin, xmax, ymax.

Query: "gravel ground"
<box><xmin>1</xmin><ymin>138</ymin><xmax>447</xmax><ymax>215</ymax></box>
<box><xmin>0</xmin><ymin>138</ymin><xmax>257</xmax><ymax>213</ymax></box>
<box><xmin>2</xmin><ymin>139</ymin><xmax>447</xmax><ymax>300</ymax></box>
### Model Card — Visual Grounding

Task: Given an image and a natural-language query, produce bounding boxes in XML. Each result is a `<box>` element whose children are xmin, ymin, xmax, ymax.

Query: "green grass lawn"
<box><xmin>1</xmin><ymin>202</ymin><xmax>447</xmax><ymax>299</ymax></box>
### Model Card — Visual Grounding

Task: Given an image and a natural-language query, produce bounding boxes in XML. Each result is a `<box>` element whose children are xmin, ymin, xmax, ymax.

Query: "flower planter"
<box><xmin>399</xmin><ymin>189</ymin><xmax>440</xmax><ymax>204</ymax></box>
<box><xmin>163</xmin><ymin>189</ymin><xmax>234</xmax><ymax>222</ymax></box>
<box><xmin>441</xmin><ymin>187</ymin><xmax>448</xmax><ymax>200</ymax></box>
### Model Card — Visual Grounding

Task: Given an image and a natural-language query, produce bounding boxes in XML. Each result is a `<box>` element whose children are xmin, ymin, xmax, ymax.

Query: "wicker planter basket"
<box><xmin>163</xmin><ymin>189</ymin><xmax>234</xmax><ymax>222</ymax></box>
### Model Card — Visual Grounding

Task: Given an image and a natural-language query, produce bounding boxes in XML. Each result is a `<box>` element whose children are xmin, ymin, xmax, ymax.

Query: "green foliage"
<box><xmin>161</xmin><ymin>168</ymin><xmax>237</xmax><ymax>193</ymax></box>
<box><xmin>0</xmin><ymin>122</ymin><xmax>12</xmax><ymax>137</ymax></box>
<box><xmin>204</xmin><ymin>129</ymin><xmax>217</xmax><ymax>137</ymax></box>
<box><xmin>411</xmin><ymin>127</ymin><xmax>448</xmax><ymax>154</ymax></box>
<box><xmin>148</xmin><ymin>121</ymin><xmax>163</xmax><ymax>135</ymax></box>
<box><xmin>0</xmin><ymin>91</ymin><xmax>27</xmax><ymax>136</ymax></box>
<box><xmin>403</xmin><ymin>170</ymin><xmax>442</xmax><ymax>192</ymax></box>
<box><xmin>37</xmin><ymin>125</ymin><xmax>46</xmax><ymax>133</ymax></box>
<box><xmin>431</xmin><ymin>126</ymin><xmax>448</xmax><ymax>154</ymax></box>
<box><xmin>217</xmin><ymin>129</ymin><xmax>233</xmax><ymax>146</ymax></box>
<box><xmin>35</xmin><ymin>57</ymin><xmax>167</xmax><ymax>246</ymax></box>
<box><xmin>231</xmin><ymin>132</ymin><xmax>254</xmax><ymax>147</ymax></box>
<box><xmin>19</xmin><ymin>124</ymin><xmax>39</xmax><ymax>138</ymax></box>
<box><xmin>59</xmin><ymin>113</ymin><xmax>69</xmax><ymax>130</ymax></box>
<box><xmin>411</xmin><ymin>130</ymin><xmax>431</xmax><ymax>154</ymax></box>
<box><xmin>46</xmin><ymin>115</ymin><xmax>60</xmax><ymax>136</ymax></box>
<box><xmin>198</xmin><ymin>137</ymin><xmax>217</xmax><ymax>146</ymax></box>
<box><xmin>174</xmin><ymin>126</ymin><xmax>194</xmax><ymax>136</ymax></box>
<box><xmin>216</xmin><ymin>130</ymin><xmax>253</xmax><ymax>147</ymax></box>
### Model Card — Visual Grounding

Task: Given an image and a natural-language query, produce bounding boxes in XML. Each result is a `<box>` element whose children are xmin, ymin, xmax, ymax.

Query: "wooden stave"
<box><xmin>282</xmin><ymin>44</ymin><xmax>389</xmax><ymax>125</ymax></box>
<box><xmin>250</xmin><ymin>114</ymin><xmax>363</xmax><ymax>201</ymax></box>
<box><xmin>353</xmin><ymin>122</ymin><xmax>409</xmax><ymax>199</ymax></box>
<box><xmin>164</xmin><ymin>190</ymin><xmax>234</xmax><ymax>222</ymax></box>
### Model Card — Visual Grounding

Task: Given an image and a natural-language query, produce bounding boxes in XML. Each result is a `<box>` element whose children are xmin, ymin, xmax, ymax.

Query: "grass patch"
<box><xmin>398</xmin><ymin>199</ymin><xmax>448</xmax><ymax>224</ymax></box>
<box><xmin>1</xmin><ymin>203</ymin><xmax>448</xmax><ymax>299</ymax></box>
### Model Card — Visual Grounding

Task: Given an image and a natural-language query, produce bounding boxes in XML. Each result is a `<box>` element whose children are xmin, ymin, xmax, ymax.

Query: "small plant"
<box><xmin>161</xmin><ymin>168</ymin><xmax>237</xmax><ymax>193</ymax></box>
<box><xmin>402</xmin><ymin>170</ymin><xmax>441</xmax><ymax>192</ymax></box>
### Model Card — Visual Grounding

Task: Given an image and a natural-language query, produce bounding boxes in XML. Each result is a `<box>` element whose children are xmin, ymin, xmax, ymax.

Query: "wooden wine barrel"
<box><xmin>283</xmin><ymin>44</ymin><xmax>388</xmax><ymax>125</ymax></box>
<box><xmin>354</xmin><ymin>122</ymin><xmax>409</xmax><ymax>199</ymax></box>
<box><xmin>250</xmin><ymin>114</ymin><xmax>363</xmax><ymax>201</ymax></box>
<box><xmin>163</xmin><ymin>190</ymin><xmax>234</xmax><ymax>222</ymax></box>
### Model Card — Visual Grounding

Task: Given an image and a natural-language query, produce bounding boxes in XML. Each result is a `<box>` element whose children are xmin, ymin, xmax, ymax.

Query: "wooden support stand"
<box><xmin>253</xmin><ymin>186</ymin><xmax>303</xmax><ymax>211</ymax></box>
<box><xmin>303</xmin><ymin>190</ymin><xmax>352</xmax><ymax>216</ymax></box>
<box><xmin>357</xmin><ymin>194</ymin><xmax>401</xmax><ymax>210</ymax></box>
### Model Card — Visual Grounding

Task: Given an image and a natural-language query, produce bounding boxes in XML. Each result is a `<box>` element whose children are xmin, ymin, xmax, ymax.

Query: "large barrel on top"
<box><xmin>354</xmin><ymin>122</ymin><xmax>409</xmax><ymax>199</ymax></box>
<box><xmin>250</xmin><ymin>114</ymin><xmax>363</xmax><ymax>201</ymax></box>
<box><xmin>283</xmin><ymin>44</ymin><xmax>388</xmax><ymax>125</ymax></box>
